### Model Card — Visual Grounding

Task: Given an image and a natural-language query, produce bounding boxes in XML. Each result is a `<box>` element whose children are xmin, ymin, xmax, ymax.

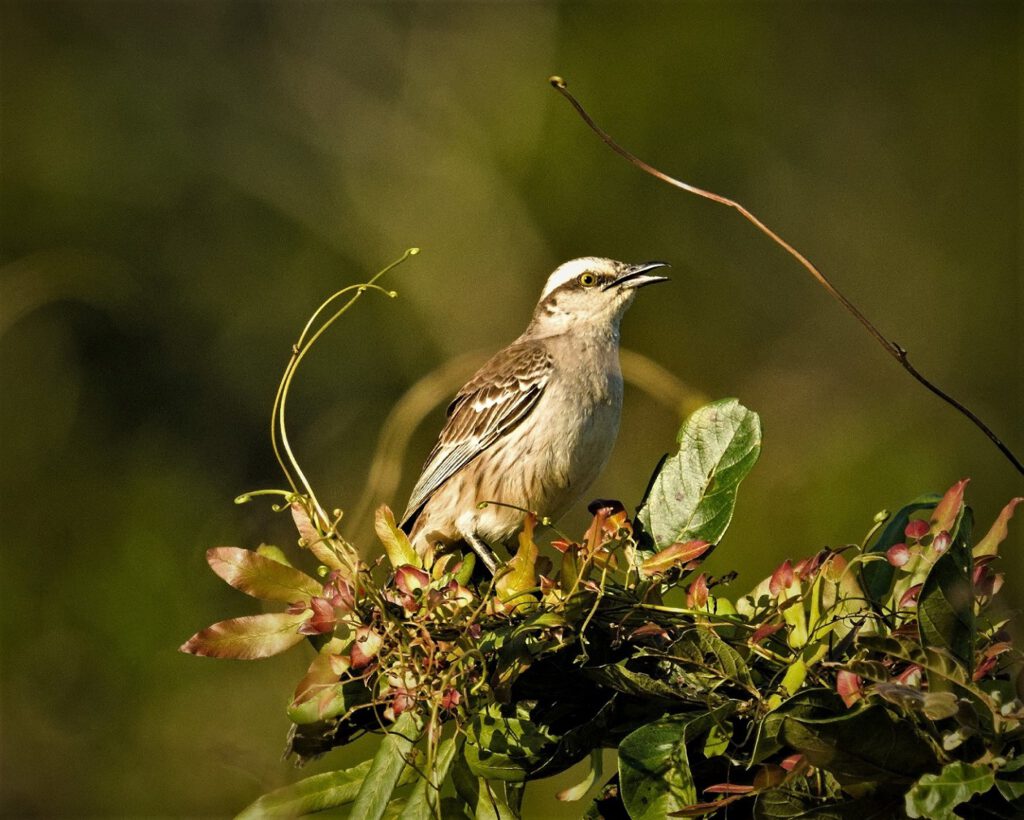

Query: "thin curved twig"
<box><xmin>548</xmin><ymin>76</ymin><xmax>1023</xmax><ymax>477</ymax></box>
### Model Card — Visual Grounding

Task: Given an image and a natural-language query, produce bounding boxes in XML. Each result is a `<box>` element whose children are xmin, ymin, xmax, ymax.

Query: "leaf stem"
<box><xmin>548</xmin><ymin>76</ymin><xmax>1023</xmax><ymax>477</ymax></box>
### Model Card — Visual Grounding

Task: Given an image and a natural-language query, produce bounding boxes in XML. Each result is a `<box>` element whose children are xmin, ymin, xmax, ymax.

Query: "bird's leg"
<box><xmin>464</xmin><ymin>533</ymin><xmax>501</xmax><ymax>576</ymax></box>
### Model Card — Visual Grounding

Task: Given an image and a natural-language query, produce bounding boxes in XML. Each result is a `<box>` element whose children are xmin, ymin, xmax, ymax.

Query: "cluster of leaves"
<box><xmin>183</xmin><ymin>399</ymin><xmax>1023</xmax><ymax>819</ymax></box>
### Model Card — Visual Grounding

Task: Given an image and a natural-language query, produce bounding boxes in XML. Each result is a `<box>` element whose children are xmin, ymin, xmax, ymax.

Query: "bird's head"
<box><xmin>530</xmin><ymin>257</ymin><xmax>670</xmax><ymax>335</ymax></box>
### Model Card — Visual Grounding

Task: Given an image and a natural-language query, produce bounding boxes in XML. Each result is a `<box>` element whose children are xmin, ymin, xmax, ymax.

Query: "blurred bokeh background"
<box><xmin>1</xmin><ymin>1</ymin><xmax>1020</xmax><ymax>816</ymax></box>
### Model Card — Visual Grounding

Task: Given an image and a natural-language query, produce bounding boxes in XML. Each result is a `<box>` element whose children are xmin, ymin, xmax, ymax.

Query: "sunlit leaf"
<box><xmin>905</xmin><ymin>761</ymin><xmax>994</xmax><ymax>819</ymax></box>
<box><xmin>974</xmin><ymin>496</ymin><xmax>1023</xmax><ymax>558</ymax></box>
<box><xmin>495</xmin><ymin>515</ymin><xmax>539</xmax><ymax>609</ymax></box>
<box><xmin>398</xmin><ymin>737</ymin><xmax>457</xmax><ymax>820</ymax></box>
<box><xmin>930</xmin><ymin>478</ymin><xmax>969</xmax><ymax>535</ymax></box>
<box><xmin>179</xmin><ymin>611</ymin><xmax>308</xmax><ymax>659</ymax></box>
<box><xmin>375</xmin><ymin>504</ymin><xmax>420</xmax><ymax>569</ymax></box>
<box><xmin>351</xmin><ymin>712</ymin><xmax>423</xmax><ymax>820</ymax></box>
<box><xmin>637</xmin><ymin>398</ymin><xmax>761</xmax><ymax>550</ymax></box>
<box><xmin>235</xmin><ymin>760</ymin><xmax>372</xmax><ymax>819</ymax></box>
<box><xmin>206</xmin><ymin>547</ymin><xmax>322</xmax><ymax>602</ymax></box>
<box><xmin>639</xmin><ymin>540</ymin><xmax>711</xmax><ymax>578</ymax></box>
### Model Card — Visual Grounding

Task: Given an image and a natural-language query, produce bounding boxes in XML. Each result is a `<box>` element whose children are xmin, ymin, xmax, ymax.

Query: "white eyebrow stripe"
<box><xmin>539</xmin><ymin>257</ymin><xmax>611</xmax><ymax>299</ymax></box>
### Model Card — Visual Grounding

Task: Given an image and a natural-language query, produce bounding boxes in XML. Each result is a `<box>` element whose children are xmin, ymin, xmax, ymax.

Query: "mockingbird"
<box><xmin>400</xmin><ymin>257</ymin><xmax>669</xmax><ymax>574</ymax></box>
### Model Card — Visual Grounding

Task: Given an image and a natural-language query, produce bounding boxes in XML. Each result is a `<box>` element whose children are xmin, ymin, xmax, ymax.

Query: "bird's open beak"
<box><xmin>604</xmin><ymin>261</ymin><xmax>671</xmax><ymax>290</ymax></box>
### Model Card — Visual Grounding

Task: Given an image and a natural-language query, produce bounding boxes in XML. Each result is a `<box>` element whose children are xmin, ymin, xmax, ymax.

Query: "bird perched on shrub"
<box><xmin>400</xmin><ymin>257</ymin><xmax>669</xmax><ymax>574</ymax></box>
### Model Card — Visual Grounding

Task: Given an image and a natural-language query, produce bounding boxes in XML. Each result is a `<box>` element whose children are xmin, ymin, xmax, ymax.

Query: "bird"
<box><xmin>399</xmin><ymin>257</ymin><xmax>669</xmax><ymax>574</ymax></box>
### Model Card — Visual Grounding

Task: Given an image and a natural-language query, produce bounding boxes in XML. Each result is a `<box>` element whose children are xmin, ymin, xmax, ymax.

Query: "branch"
<box><xmin>548</xmin><ymin>76</ymin><xmax>1023</xmax><ymax>477</ymax></box>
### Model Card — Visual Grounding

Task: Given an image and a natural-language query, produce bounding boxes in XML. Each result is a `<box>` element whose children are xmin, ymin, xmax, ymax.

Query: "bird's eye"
<box><xmin>577</xmin><ymin>272</ymin><xmax>598</xmax><ymax>287</ymax></box>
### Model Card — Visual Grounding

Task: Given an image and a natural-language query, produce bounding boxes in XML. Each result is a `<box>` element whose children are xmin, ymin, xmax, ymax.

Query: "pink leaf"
<box><xmin>931</xmin><ymin>478</ymin><xmax>969</xmax><ymax>534</ymax></box>
<box><xmin>750</xmin><ymin>622</ymin><xmax>784</xmax><ymax>644</ymax></box>
<box><xmin>899</xmin><ymin>584</ymin><xmax>923</xmax><ymax>609</ymax></box>
<box><xmin>687</xmin><ymin>573</ymin><xmax>709</xmax><ymax>609</ymax></box>
<box><xmin>180</xmin><ymin>612</ymin><xmax>308</xmax><ymax>659</ymax></box>
<box><xmin>297</xmin><ymin>596</ymin><xmax>336</xmax><ymax>635</ymax></box>
<box><xmin>350</xmin><ymin>626</ymin><xmax>383</xmax><ymax>670</ymax></box>
<box><xmin>836</xmin><ymin>670</ymin><xmax>862</xmax><ymax>707</ymax></box>
<box><xmin>886</xmin><ymin>544</ymin><xmax>911</xmax><ymax>567</ymax></box>
<box><xmin>931</xmin><ymin>531</ymin><xmax>951</xmax><ymax>555</ymax></box>
<box><xmin>769</xmin><ymin>560</ymin><xmax>794</xmax><ymax>596</ymax></box>
<box><xmin>206</xmin><ymin>547</ymin><xmax>322</xmax><ymax>603</ymax></box>
<box><xmin>904</xmin><ymin>519</ymin><xmax>930</xmax><ymax>541</ymax></box>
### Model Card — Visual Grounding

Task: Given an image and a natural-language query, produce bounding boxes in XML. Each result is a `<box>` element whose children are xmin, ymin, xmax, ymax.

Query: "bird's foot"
<box><xmin>465</xmin><ymin>533</ymin><xmax>501</xmax><ymax>576</ymax></box>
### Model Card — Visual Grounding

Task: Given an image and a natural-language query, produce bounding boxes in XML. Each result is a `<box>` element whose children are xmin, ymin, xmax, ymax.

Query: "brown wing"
<box><xmin>400</xmin><ymin>341</ymin><xmax>552</xmax><ymax>530</ymax></box>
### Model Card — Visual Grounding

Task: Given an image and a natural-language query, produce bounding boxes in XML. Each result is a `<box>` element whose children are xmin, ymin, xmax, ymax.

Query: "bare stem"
<box><xmin>548</xmin><ymin>76</ymin><xmax>1023</xmax><ymax>477</ymax></box>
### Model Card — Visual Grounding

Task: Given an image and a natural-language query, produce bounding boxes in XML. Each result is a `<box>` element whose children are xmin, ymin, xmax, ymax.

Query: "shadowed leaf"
<box><xmin>351</xmin><ymin>711</ymin><xmax>423</xmax><ymax>820</ymax></box>
<box><xmin>905</xmin><ymin>761</ymin><xmax>995</xmax><ymax>819</ymax></box>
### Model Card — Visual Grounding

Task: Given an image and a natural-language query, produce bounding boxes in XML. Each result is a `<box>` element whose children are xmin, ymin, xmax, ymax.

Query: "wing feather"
<box><xmin>400</xmin><ymin>342</ymin><xmax>552</xmax><ymax>530</ymax></box>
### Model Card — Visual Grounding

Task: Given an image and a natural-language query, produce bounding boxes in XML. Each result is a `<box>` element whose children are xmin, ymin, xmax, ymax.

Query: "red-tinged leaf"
<box><xmin>640</xmin><ymin>540</ymin><xmax>711</xmax><ymax>578</ymax></box>
<box><xmin>750</xmin><ymin>622</ymin><xmax>783</xmax><ymax>644</ymax></box>
<box><xmin>375</xmin><ymin>505</ymin><xmax>420</xmax><ymax>569</ymax></box>
<box><xmin>931</xmin><ymin>478</ymin><xmax>969</xmax><ymax>534</ymax></box>
<box><xmin>670</xmin><ymin>794</ymin><xmax>749</xmax><ymax>816</ymax></box>
<box><xmin>779</xmin><ymin>754</ymin><xmax>804</xmax><ymax>772</ymax></box>
<box><xmin>394</xmin><ymin>565</ymin><xmax>430</xmax><ymax>595</ymax></box>
<box><xmin>630</xmin><ymin>622</ymin><xmax>670</xmax><ymax>641</ymax></box>
<box><xmin>292</xmin><ymin>640</ymin><xmax>349</xmax><ymax>707</ymax></box>
<box><xmin>441</xmin><ymin>688</ymin><xmax>461</xmax><ymax>711</ymax></box>
<box><xmin>550</xmin><ymin>539</ymin><xmax>573</xmax><ymax>553</ymax></box>
<box><xmin>687</xmin><ymin>573</ymin><xmax>709</xmax><ymax>609</ymax></box>
<box><xmin>769</xmin><ymin>560</ymin><xmax>794</xmax><ymax>596</ymax></box>
<box><xmin>291</xmin><ymin>502</ymin><xmax>344</xmax><ymax>570</ymax></box>
<box><xmin>905</xmin><ymin>519</ymin><xmax>930</xmax><ymax>541</ymax></box>
<box><xmin>206</xmin><ymin>547</ymin><xmax>322</xmax><ymax>603</ymax></box>
<box><xmin>180</xmin><ymin>612</ymin><xmax>307</xmax><ymax>659</ymax></box>
<box><xmin>973</xmin><ymin>656</ymin><xmax>998</xmax><ymax>681</ymax></box>
<box><xmin>895</xmin><ymin>664</ymin><xmax>922</xmax><ymax>686</ymax></box>
<box><xmin>974</xmin><ymin>497</ymin><xmax>1023</xmax><ymax>557</ymax></box>
<box><xmin>887</xmin><ymin>543</ymin><xmax>911</xmax><ymax>567</ymax></box>
<box><xmin>297</xmin><ymin>597</ymin><xmax>336</xmax><ymax>635</ymax></box>
<box><xmin>899</xmin><ymin>583</ymin><xmax>923</xmax><ymax>608</ymax></box>
<box><xmin>836</xmin><ymin>670</ymin><xmax>863</xmax><ymax>707</ymax></box>
<box><xmin>350</xmin><ymin>626</ymin><xmax>382</xmax><ymax>670</ymax></box>
<box><xmin>704</xmin><ymin>783</ymin><xmax>753</xmax><ymax>794</ymax></box>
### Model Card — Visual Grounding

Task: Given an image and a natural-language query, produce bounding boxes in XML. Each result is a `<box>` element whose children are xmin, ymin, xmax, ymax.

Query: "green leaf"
<box><xmin>637</xmin><ymin>398</ymin><xmax>761</xmax><ymax>550</ymax></box>
<box><xmin>557</xmin><ymin>749</ymin><xmax>603</xmax><ymax>802</ymax></box>
<box><xmin>464</xmin><ymin>701</ymin><xmax>559</xmax><ymax>782</ymax></box>
<box><xmin>781</xmin><ymin>703</ymin><xmax>938</xmax><ymax>784</ymax></box>
<box><xmin>918</xmin><ymin>507</ymin><xmax>975</xmax><ymax>678</ymax></box>
<box><xmin>206</xmin><ymin>547</ymin><xmax>322</xmax><ymax>602</ymax></box>
<box><xmin>860</xmin><ymin>494</ymin><xmax>940</xmax><ymax>607</ymax></box>
<box><xmin>618</xmin><ymin>707</ymin><xmax>730</xmax><ymax>820</ymax></box>
<box><xmin>235</xmin><ymin>760</ymin><xmax>373</xmax><ymax>818</ymax></box>
<box><xmin>995</xmin><ymin>755</ymin><xmax>1024</xmax><ymax>804</ymax></box>
<box><xmin>179</xmin><ymin>611</ymin><xmax>308</xmax><ymax>659</ymax></box>
<box><xmin>905</xmin><ymin>761</ymin><xmax>995</xmax><ymax>819</ymax></box>
<box><xmin>351</xmin><ymin>712</ymin><xmax>424</xmax><ymax>820</ymax></box>
<box><xmin>750</xmin><ymin>688</ymin><xmax>845</xmax><ymax>765</ymax></box>
<box><xmin>398</xmin><ymin>737</ymin><xmax>457</xmax><ymax>820</ymax></box>
<box><xmin>375</xmin><ymin>504</ymin><xmax>420</xmax><ymax>569</ymax></box>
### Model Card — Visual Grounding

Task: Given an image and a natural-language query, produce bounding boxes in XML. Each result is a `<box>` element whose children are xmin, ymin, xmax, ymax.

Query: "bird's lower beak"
<box><xmin>604</xmin><ymin>261</ymin><xmax>671</xmax><ymax>290</ymax></box>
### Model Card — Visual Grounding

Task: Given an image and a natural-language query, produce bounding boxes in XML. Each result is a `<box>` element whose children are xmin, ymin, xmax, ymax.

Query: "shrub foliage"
<box><xmin>183</xmin><ymin>397</ymin><xmax>1023</xmax><ymax>819</ymax></box>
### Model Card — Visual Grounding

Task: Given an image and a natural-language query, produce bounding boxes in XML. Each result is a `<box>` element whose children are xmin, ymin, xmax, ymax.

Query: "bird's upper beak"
<box><xmin>603</xmin><ymin>261</ymin><xmax>671</xmax><ymax>290</ymax></box>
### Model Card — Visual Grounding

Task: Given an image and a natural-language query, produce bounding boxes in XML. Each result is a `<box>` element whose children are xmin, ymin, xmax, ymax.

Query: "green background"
<box><xmin>1</xmin><ymin>1</ymin><xmax>1020</xmax><ymax>816</ymax></box>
